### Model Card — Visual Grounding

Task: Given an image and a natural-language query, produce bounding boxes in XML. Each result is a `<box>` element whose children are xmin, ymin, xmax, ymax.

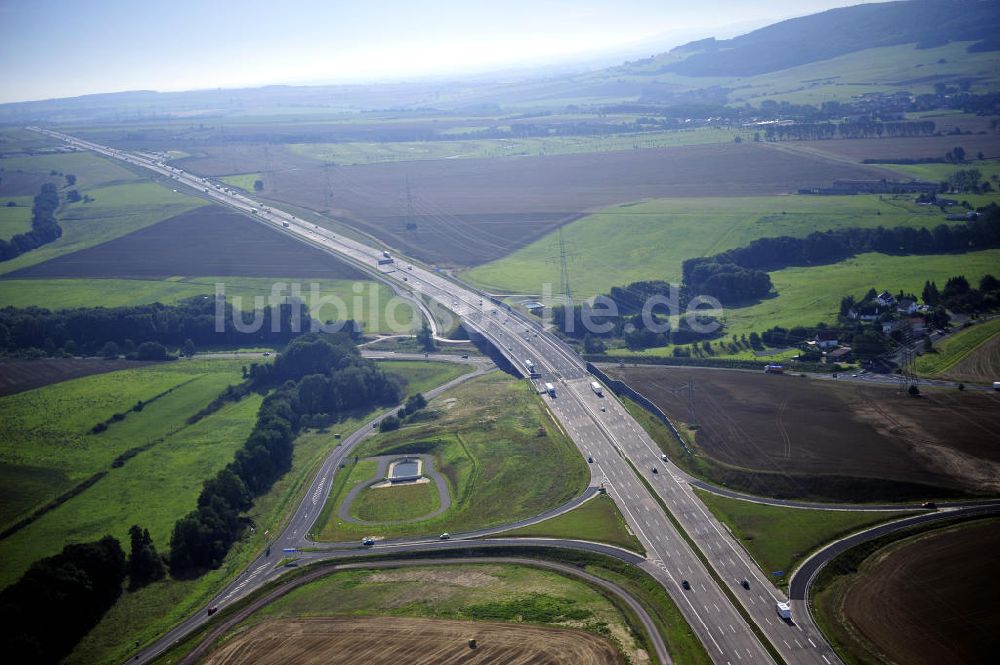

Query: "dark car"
<box><xmin>587</xmin><ymin>455</ymin><xmax>593</xmax><ymax>463</ymax></box>
<box><xmin>652</xmin><ymin>467</ymin><xmax>658</xmax><ymax>474</ymax></box>
<box><xmin>682</xmin><ymin>580</ymin><xmax>690</xmax><ymax>590</ymax></box>
<box><xmin>741</xmin><ymin>579</ymin><xmax>750</xmax><ymax>590</ymax></box>
<box><xmin>921</xmin><ymin>502</ymin><xmax>937</xmax><ymax>509</ymax></box>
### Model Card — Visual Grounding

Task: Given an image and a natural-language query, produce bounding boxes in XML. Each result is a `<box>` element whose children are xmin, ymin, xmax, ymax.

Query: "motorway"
<box><xmin>33</xmin><ymin>126</ymin><xmax>832</xmax><ymax>665</ymax></box>
<box><xmin>33</xmin><ymin>127</ymin><xmax>994</xmax><ymax>665</ymax></box>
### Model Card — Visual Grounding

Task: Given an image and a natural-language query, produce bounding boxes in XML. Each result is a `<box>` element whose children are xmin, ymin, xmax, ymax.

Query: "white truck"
<box><xmin>994</xmin><ymin>381</ymin><xmax>1000</xmax><ymax>391</ymax></box>
<box><xmin>591</xmin><ymin>381</ymin><xmax>603</xmax><ymax>396</ymax></box>
<box><xmin>545</xmin><ymin>382</ymin><xmax>556</xmax><ymax>397</ymax></box>
<box><xmin>776</xmin><ymin>601</ymin><xmax>792</xmax><ymax>621</ymax></box>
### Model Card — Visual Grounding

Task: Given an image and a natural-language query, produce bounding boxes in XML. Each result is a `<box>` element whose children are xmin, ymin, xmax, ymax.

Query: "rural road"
<box><xmin>37</xmin><ymin>128</ymin><xmax>999</xmax><ymax>665</ymax></box>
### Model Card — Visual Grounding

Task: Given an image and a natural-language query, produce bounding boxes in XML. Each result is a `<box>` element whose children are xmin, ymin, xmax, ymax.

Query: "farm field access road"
<box><xmin>35</xmin><ymin>127</ymin><xmax>994</xmax><ymax>665</ymax></box>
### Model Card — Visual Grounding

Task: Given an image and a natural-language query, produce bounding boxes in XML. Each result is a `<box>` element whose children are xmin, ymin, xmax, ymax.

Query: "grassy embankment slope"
<box><xmin>693</xmin><ymin>488</ymin><xmax>910</xmax><ymax>585</ymax></box>
<box><xmin>313</xmin><ymin>371</ymin><xmax>589</xmax><ymax>541</ymax></box>
<box><xmin>499</xmin><ymin>493</ymin><xmax>644</xmax><ymax>553</ymax></box>
<box><xmin>915</xmin><ymin>317</ymin><xmax>1000</xmax><ymax>379</ymax></box>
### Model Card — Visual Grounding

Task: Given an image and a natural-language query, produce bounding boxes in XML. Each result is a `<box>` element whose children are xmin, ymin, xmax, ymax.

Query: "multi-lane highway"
<box><xmin>33</xmin><ymin>127</ymin><xmax>987</xmax><ymax>665</ymax></box>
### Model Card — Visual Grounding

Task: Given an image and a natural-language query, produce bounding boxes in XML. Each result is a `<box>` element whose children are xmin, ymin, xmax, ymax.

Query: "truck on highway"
<box><xmin>591</xmin><ymin>381</ymin><xmax>603</xmax><ymax>396</ymax></box>
<box><xmin>776</xmin><ymin>601</ymin><xmax>792</xmax><ymax>621</ymax></box>
<box><xmin>282</xmin><ymin>547</ymin><xmax>297</xmax><ymax>553</ymax></box>
<box><xmin>545</xmin><ymin>382</ymin><xmax>556</xmax><ymax>397</ymax></box>
<box><xmin>994</xmin><ymin>381</ymin><xmax>1000</xmax><ymax>391</ymax></box>
<box><xmin>382</xmin><ymin>250</ymin><xmax>392</xmax><ymax>259</ymax></box>
<box><xmin>764</xmin><ymin>364</ymin><xmax>784</xmax><ymax>374</ymax></box>
<box><xmin>524</xmin><ymin>359</ymin><xmax>540</xmax><ymax>377</ymax></box>
<box><xmin>282</xmin><ymin>221</ymin><xmax>290</xmax><ymax>228</ymax></box>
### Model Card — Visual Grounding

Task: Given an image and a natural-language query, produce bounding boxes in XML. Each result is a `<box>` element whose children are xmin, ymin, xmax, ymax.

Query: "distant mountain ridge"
<box><xmin>665</xmin><ymin>0</ymin><xmax>1000</xmax><ymax>77</ymax></box>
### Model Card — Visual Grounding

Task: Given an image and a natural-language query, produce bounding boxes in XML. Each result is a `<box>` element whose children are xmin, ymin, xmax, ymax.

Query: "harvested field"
<box><xmin>202</xmin><ymin>616</ymin><xmax>624</xmax><ymax>665</ymax></box>
<box><xmin>841</xmin><ymin>518</ymin><xmax>1000</xmax><ymax>665</ymax></box>
<box><xmin>611</xmin><ymin>366</ymin><xmax>1000</xmax><ymax>498</ymax></box>
<box><xmin>937</xmin><ymin>329</ymin><xmax>1000</xmax><ymax>384</ymax></box>
<box><xmin>195</xmin><ymin>142</ymin><xmax>887</xmax><ymax>267</ymax></box>
<box><xmin>785</xmin><ymin>134</ymin><xmax>1000</xmax><ymax>164</ymax></box>
<box><xmin>0</xmin><ymin>358</ymin><xmax>151</xmax><ymax>396</ymax></box>
<box><xmin>4</xmin><ymin>205</ymin><xmax>364</xmax><ymax>279</ymax></box>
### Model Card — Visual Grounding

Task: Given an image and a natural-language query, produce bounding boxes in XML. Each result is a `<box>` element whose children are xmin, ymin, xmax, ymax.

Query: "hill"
<box><xmin>665</xmin><ymin>0</ymin><xmax>1000</xmax><ymax>77</ymax></box>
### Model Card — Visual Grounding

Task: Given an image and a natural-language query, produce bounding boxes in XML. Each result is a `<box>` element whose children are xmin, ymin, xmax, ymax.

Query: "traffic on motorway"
<box><xmin>32</xmin><ymin>128</ymin><xmax>998</xmax><ymax>665</ymax></box>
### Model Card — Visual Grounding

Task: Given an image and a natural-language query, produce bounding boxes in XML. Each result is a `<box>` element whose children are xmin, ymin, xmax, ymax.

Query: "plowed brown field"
<box><xmin>612</xmin><ymin>366</ymin><xmax>1000</xmax><ymax>497</ymax></box>
<box><xmin>202</xmin><ymin>616</ymin><xmax>624</xmax><ymax>665</ymax></box>
<box><xmin>841</xmin><ymin>518</ymin><xmax>1000</xmax><ymax>665</ymax></box>
<box><xmin>939</xmin><ymin>332</ymin><xmax>1000</xmax><ymax>384</ymax></box>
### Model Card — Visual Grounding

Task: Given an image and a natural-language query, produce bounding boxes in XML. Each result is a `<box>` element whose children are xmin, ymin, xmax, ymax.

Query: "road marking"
<box><xmin>822</xmin><ymin>656</ymin><xmax>831</xmax><ymax>664</ymax></box>
<box><xmin>808</xmin><ymin>638</ymin><xmax>817</xmax><ymax>648</ymax></box>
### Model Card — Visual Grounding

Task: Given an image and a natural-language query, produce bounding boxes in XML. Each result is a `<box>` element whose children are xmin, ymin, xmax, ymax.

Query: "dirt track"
<box><xmin>202</xmin><ymin>616</ymin><xmax>624</xmax><ymax>665</ymax></box>
<box><xmin>612</xmin><ymin>366</ymin><xmax>1000</xmax><ymax>496</ymax></box>
<box><xmin>841</xmin><ymin>518</ymin><xmax>1000</xmax><ymax>665</ymax></box>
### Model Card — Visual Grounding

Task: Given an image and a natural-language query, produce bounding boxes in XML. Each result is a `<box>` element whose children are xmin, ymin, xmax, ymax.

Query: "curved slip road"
<box><xmin>38</xmin><ymin>129</ymin><xmax>996</xmax><ymax>665</ymax></box>
<box><xmin>178</xmin><ymin>555</ymin><xmax>670</xmax><ymax>665</ymax></box>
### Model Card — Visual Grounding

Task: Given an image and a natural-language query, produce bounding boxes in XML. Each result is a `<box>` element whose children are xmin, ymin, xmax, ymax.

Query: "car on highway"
<box><xmin>741</xmin><ymin>579</ymin><xmax>750</xmax><ymax>589</ymax></box>
<box><xmin>921</xmin><ymin>502</ymin><xmax>937</xmax><ymax>509</ymax></box>
<box><xmin>362</xmin><ymin>537</ymin><xmax>375</xmax><ymax>547</ymax></box>
<box><xmin>207</xmin><ymin>607</ymin><xmax>218</xmax><ymax>615</ymax></box>
<box><xmin>439</xmin><ymin>533</ymin><xmax>450</xmax><ymax>540</ymax></box>
<box><xmin>681</xmin><ymin>580</ymin><xmax>690</xmax><ymax>590</ymax></box>
<box><xmin>587</xmin><ymin>455</ymin><xmax>593</xmax><ymax>463</ymax></box>
<box><xmin>651</xmin><ymin>467</ymin><xmax>658</xmax><ymax>474</ymax></box>
<box><xmin>660</xmin><ymin>454</ymin><xmax>668</xmax><ymax>461</ymax></box>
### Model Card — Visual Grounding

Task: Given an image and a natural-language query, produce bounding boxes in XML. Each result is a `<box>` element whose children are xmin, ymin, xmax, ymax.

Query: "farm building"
<box><xmin>814</xmin><ymin>331</ymin><xmax>840</xmax><ymax>349</ymax></box>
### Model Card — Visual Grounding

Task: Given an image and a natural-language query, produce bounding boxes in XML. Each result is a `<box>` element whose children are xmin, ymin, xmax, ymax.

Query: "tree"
<box><xmin>583</xmin><ymin>333</ymin><xmax>606</xmax><ymax>354</ymax></box>
<box><xmin>182</xmin><ymin>338</ymin><xmax>196</xmax><ymax>358</ymax></box>
<box><xmin>66</xmin><ymin>189</ymin><xmax>82</xmax><ymax>203</ymax></box>
<box><xmin>748</xmin><ymin>331</ymin><xmax>763</xmax><ymax>349</ymax></box>
<box><xmin>127</xmin><ymin>525</ymin><xmax>165</xmax><ymax>590</ymax></box>
<box><xmin>416</xmin><ymin>322</ymin><xmax>435</xmax><ymax>352</ymax></box>
<box><xmin>253</xmin><ymin>179</ymin><xmax>264</xmax><ymax>191</ymax></box>
<box><xmin>65</xmin><ymin>174</ymin><xmax>76</xmax><ymax>186</ymax></box>
<box><xmin>908</xmin><ymin>384</ymin><xmax>920</xmax><ymax>397</ymax></box>
<box><xmin>379</xmin><ymin>415</ymin><xmax>401</xmax><ymax>432</ymax></box>
<box><xmin>922</xmin><ymin>281</ymin><xmax>940</xmax><ymax>306</ymax></box>
<box><xmin>136</xmin><ymin>341</ymin><xmax>170</xmax><ymax>360</ymax></box>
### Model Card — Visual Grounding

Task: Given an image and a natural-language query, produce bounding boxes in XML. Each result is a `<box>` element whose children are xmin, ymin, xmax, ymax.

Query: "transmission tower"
<box><xmin>324</xmin><ymin>162</ymin><xmax>334</xmax><ymax>210</ymax></box>
<box><xmin>687</xmin><ymin>377</ymin><xmax>698</xmax><ymax>428</ymax></box>
<box><xmin>405</xmin><ymin>178</ymin><xmax>415</xmax><ymax>231</ymax></box>
<box><xmin>545</xmin><ymin>227</ymin><xmax>576</xmax><ymax>304</ymax></box>
<box><xmin>263</xmin><ymin>143</ymin><xmax>276</xmax><ymax>194</ymax></box>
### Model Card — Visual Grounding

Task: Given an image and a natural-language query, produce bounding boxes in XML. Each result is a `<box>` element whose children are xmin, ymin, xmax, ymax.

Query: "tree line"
<box><xmin>0</xmin><ymin>523</ymin><xmax>166</xmax><ymax>664</ymax></box>
<box><xmin>763</xmin><ymin>120</ymin><xmax>936</xmax><ymax>141</ymax></box>
<box><xmin>0</xmin><ymin>183</ymin><xmax>62</xmax><ymax>262</ymax></box>
<box><xmin>0</xmin><ymin>297</ymin><xmax>360</xmax><ymax>357</ymax></box>
<box><xmin>682</xmin><ymin>203</ymin><xmax>1000</xmax><ymax>304</ymax></box>
<box><xmin>168</xmin><ymin>333</ymin><xmax>401</xmax><ymax>575</ymax></box>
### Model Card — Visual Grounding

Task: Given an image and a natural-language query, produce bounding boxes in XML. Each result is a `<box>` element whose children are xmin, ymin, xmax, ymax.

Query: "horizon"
<box><xmin>0</xmin><ymin>0</ymin><xmax>883</xmax><ymax>105</ymax></box>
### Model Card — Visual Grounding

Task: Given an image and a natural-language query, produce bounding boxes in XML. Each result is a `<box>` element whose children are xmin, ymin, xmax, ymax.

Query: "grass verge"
<box><xmin>692</xmin><ymin>488</ymin><xmax>910</xmax><ymax>583</ymax></box>
<box><xmin>499</xmin><ymin>493</ymin><xmax>645</xmax><ymax>554</ymax></box>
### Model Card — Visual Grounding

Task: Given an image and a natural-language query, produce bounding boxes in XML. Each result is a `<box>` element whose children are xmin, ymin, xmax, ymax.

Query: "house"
<box><xmin>826</xmin><ymin>347</ymin><xmax>852</xmax><ymax>362</ymax></box>
<box><xmin>875</xmin><ymin>291</ymin><xmax>896</xmax><ymax>308</ymax></box>
<box><xmin>896</xmin><ymin>298</ymin><xmax>917</xmax><ymax>315</ymax></box>
<box><xmin>881</xmin><ymin>320</ymin><xmax>900</xmax><ymax>334</ymax></box>
<box><xmin>814</xmin><ymin>331</ymin><xmax>839</xmax><ymax>349</ymax></box>
<box><xmin>848</xmin><ymin>305</ymin><xmax>881</xmax><ymax>321</ymax></box>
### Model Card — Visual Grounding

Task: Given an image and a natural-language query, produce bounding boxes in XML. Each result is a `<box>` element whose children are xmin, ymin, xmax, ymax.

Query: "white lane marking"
<box><xmin>808</xmin><ymin>638</ymin><xmax>817</xmax><ymax>648</ymax></box>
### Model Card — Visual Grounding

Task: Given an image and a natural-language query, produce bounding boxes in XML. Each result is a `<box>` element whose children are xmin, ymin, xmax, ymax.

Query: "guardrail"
<box><xmin>585</xmin><ymin>362</ymin><xmax>690</xmax><ymax>454</ymax></box>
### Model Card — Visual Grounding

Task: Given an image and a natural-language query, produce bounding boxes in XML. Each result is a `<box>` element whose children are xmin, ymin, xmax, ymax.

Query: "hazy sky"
<box><xmin>0</xmin><ymin>0</ymin><xmax>881</xmax><ymax>103</ymax></box>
